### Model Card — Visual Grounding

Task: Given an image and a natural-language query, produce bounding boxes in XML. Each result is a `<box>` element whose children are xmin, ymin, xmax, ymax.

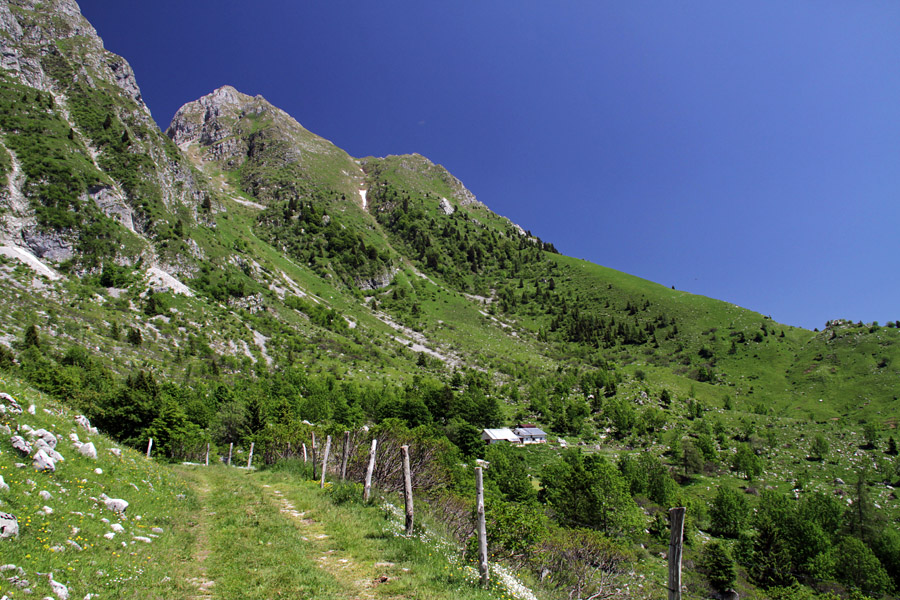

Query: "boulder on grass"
<box><xmin>10</xmin><ymin>435</ymin><xmax>31</xmax><ymax>455</ymax></box>
<box><xmin>0</xmin><ymin>512</ymin><xmax>18</xmax><ymax>538</ymax></box>
<box><xmin>78</xmin><ymin>442</ymin><xmax>97</xmax><ymax>459</ymax></box>
<box><xmin>33</xmin><ymin>448</ymin><xmax>57</xmax><ymax>472</ymax></box>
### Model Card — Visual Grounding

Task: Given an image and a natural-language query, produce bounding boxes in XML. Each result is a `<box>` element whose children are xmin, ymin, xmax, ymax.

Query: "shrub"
<box><xmin>534</xmin><ymin>527</ymin><xmax>633</xmax><ymax>600</ymax></box>
<box><xmin>325</xmin><ymin>481</ymin><xmax>364</xmax><ymax>505</ymax></box>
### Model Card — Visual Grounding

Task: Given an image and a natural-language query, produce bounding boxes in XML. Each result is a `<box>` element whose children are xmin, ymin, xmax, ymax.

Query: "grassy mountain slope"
<box><xmin>1</xmin><ymin>3</ymin><xmax>899</xmax><ymax>599</ymax></box>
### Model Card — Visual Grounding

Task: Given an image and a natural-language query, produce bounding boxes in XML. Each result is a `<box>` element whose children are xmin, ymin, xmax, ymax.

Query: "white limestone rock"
<box><xmin>10</xmin><ymin>435</ymin><xmax>32</xmax><ymax>454</ymax></box>
<box><xmin>74</xmin><ymin>415</ymin><xmax>98</xmax><ymax>435</ymax></box>
<box><xmin>99</xmin><ymin>494</ymin><xmax>128</xmax><ymax>515</ymax></box>
<box><xmin>34</xmin><ymin>439</ymin><xmax>64</xmax><ymax>462</ymax></box>
<box><xmin>0</xmin><ymin>512</ymin><xmax>18</xmax><ymax>538</ymax></box>
<box><xmin>78</xmin><ymin>442</ymin><xmax>97</xmax><ymax>459</ymax></box>
<box><xmin>32</xmin><ymin>449</ymin><xmax>57</xmax><ymax>472</ymax></box>
<box><xmin>0</xmin><ymin>563</ymin><xmax>25</xmax><ymax>575</ymax></box>
<box><xmin>0</xmin><ymin>475</ymin><xmax>8</xmax><ymax>492</ymax></box>
<box><xmin>48</xmin><ymin>572</ymin><xmax>69</xmax><ymax>600</ymax></box>
<box><xmin>28</xmin><ymin>428</ymin><xmax>58</xmax><ymax>449</ymax></box>
<box><xmin>0</xmin><ymin>393</ymin><xmax>22</xmax><ymax>414</ymax></box>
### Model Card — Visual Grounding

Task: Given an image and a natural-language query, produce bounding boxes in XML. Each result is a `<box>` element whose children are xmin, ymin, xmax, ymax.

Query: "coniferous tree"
<box><xmin>23</xmin><ymin>323</ymin><xmax>40</xmax><ymax>349</ymax></box>
<box><xmin>701</xmin><ymin>541</ymin><xmax>737</xmax><ymax>592</ymax></box>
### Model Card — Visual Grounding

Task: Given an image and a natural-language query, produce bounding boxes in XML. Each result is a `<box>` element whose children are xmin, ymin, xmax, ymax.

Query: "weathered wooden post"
<box><xmin>302</xmin><ymin>443</ymin><xmax>307</xmax><ymax>463</ymax></box>
<box><xmin>475</xmin><ymin>466</ymin><xmax>489</xmax><ymax>586</ymax></box>
<box><xmin>668</xmin><ymin>507</ymin><xmax>686</xmax><ymax>600</ymax></box>
<box><xmin>340</xmin><ymin>430</ymin><xmax>350</xmax><ymax>481</ymax></box>
<box><xmin>146</xmin><ymin>437</ymin><xmax>153</xmax><ymax>459</ymax></box>
<box><xmin>227</xmin><ymin>442</ymin><xmax>233</xmax><ymax>466</ymax></box>
<box><xmin>401</xmin><ymin>445</ymin><xmax>414</xmax><ymax>535</ymax></box>
<box><xmin>320</xmin><ymin>435</ymin><xmax>332</xmax><ymax>488</ymax></box>
<box><xmin>247</xmin><ymin>442</ymin><xmax>255</xmax><ymax>469</ymax></box>
<box><xmin>363</xmin><ymin>439</ymin><xmax>378</xmax><ymax>502</ymax></box>
<box><xmin>205</xmin><ymin>443</ymin><xmax>210</xmax><ymax>467</ymax></box>
<box><xmin>311</xmin><ymin>432</ymin><xmax>318</xmax><ymax>480</ymax></box>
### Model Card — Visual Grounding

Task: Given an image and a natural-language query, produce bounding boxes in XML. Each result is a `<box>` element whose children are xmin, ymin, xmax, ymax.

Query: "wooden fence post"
<box><xmin>363</xmin><ymin>439</ymin><xmax>378</xmax><ymax>503</ymax></box>
<box><xmin>476</xmin><ymin>466</ymin><xmax>489</xmax><ymax>586</ymax></box>
<box><xmin>401</xmin><ymin>445</ymin><xmax>414</xmax><ymax>535</ymax></box>
<box><xmin>247</xmin><ymin>442</ymin><xmax>255</xmax><ymax>469</ymax></box>
<box><xmin>311</xmin><ymin>432</ymin><xmax>318</xmax><ymax>480</ymax></box>
<box><xmin>146</xmin><ymin>437</ymin><xmax>153</xmax><ymax>459</ymax></box>
<box><xmin>227</xmin><ymin>442</ymin><xmax>233</xmax><ymax>466</ymax></box>
<box><xmin>668</xmin><ymin>507</ymin><xmax>686</xmax><ymax>600</ymax></box>
<box><xmin>340</xmin><ymin>430</ymin><xmax>350</xmax><ymax>481</ymax></box>
<box><xmin>302</xmin><ymin>443</ymin><xmax>307</xmax><ymax>463</ymax></box>
<box><xmin>205</xmin><ymin>443</ymin><xmax>210</xmax><ymax>467</ymax></box>
<box><xmin>320</xmin><ymin>435</ymin><xmax>332</xmax><ymax>488</ymax></box>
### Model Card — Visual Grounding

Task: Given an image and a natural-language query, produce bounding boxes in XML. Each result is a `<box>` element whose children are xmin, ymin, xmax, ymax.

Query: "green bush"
<box><xmin>325</xmin><ymin>481</ymin><xmax>364</xmax><ymax>505</ymax></box>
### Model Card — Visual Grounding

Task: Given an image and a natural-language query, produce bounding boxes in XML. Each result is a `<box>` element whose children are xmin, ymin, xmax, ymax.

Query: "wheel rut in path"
<box><xmin>186</xmin><ymin>471</ymin><xmax>217</xmax><ymax>599</ymax></box>
<box><xmin>261</xmin><ymin>484</ymin><xmax>399</xmax><ymax>600</ymax></box>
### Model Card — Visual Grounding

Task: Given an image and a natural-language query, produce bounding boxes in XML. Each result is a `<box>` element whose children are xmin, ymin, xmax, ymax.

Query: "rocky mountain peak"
<box><xmin>166</xmin><ymin>84</ymin><xmax>256</xmax><ymax>148</ymax></box>
<box><xmin>167</xmin><ymin>85</ymin><xmax>365</xmax><ymax>204</ymax></box>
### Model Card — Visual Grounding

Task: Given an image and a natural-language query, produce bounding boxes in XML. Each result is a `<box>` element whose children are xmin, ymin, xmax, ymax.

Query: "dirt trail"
<box><xmin>261</xmin><ymin>484</ymin><xmax>391</xmax><ymax>600</ymax></box>
<box><xmin>187</xmin><ymin>472</ymin><xmax>217</xmax><ymax>599</ymax></box>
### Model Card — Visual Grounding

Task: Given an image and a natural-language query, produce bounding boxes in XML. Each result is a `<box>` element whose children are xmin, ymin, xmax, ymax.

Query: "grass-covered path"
<box><xmin>174</xmin><ymin>464</ymin><xmax>503</xmax><ymax>600</ymax></box>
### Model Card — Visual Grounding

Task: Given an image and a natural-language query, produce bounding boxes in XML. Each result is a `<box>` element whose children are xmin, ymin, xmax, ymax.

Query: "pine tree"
<box><xmin>23</xmin><ymin>323</ymin><xmax>40</xmax><ymax>349</ymax></box>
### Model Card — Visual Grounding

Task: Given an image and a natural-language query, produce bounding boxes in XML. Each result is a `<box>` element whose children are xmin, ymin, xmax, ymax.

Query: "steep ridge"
<box><xmin>0</xmin><ymin>0</ymin><xmax>211</xmax><ymax>273</ymax></box>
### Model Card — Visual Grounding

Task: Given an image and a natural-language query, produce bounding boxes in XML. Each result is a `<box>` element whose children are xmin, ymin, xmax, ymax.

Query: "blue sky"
<box><xmin>77</xmin><ymin>1</ymin><xmax>900</xmax><ymax>330</ymax></box>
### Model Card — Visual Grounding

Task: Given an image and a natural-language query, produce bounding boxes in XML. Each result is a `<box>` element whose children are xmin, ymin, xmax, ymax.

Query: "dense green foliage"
<box><xmin>256</xmin><ymin>197</ymin><xmax>393</xmax><ymax>287</ymax></box>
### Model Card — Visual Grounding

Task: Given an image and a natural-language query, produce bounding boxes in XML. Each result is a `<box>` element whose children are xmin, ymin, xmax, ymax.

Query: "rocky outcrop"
<box><xmin>355</xmin><ymin>268</ymin><xmax>398</xmax><ymax>291</ymax></box>
<box><xmin>0</xmin><ymin>0</ymin><xmax>139</xmax><ymax>100</ymax></box>
<box><xmin>21</xmin><ymin>228</ymin><xmax>75</xmax><ymax>262</ymax></box>
<box><xmin>439</xmin><ymin>198</ymin><xmax>455</xmax><ymax>215</ymax></box>
<box><xmin>87</xmin><ymin>185</ymin><xmax>134</xmax><ymax>231</ymax></box>
<box><xmin>167</xmin><ymin>85</ymin><xmax>250</xmax><ymax>150</ymax></box>
<box><xmin>0</xmin><ymin>512</ymin><xmax>18</xmax><ymax>538</ymax></box>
